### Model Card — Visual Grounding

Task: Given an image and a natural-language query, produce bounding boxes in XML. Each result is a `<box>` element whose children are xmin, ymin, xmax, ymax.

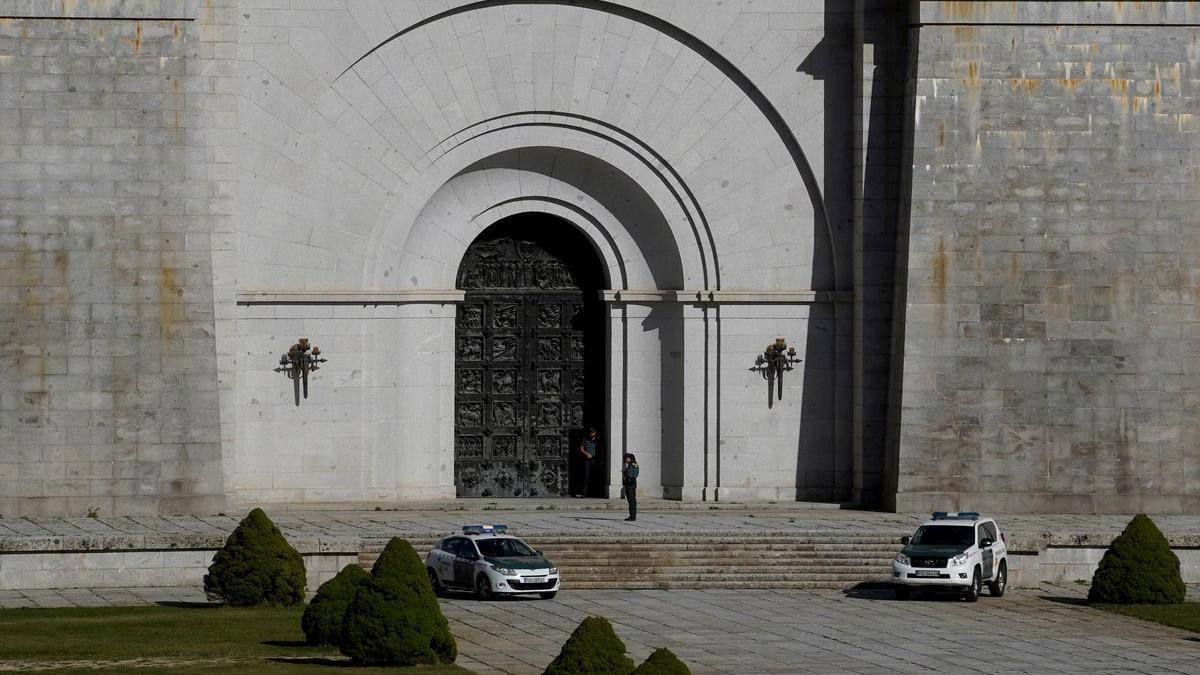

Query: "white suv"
<box><xmin>425</xmin><ymin>525</ymin><xmax>560</xmax><ymax>600</ymax></box>
<box><xmin>891</xmin><ymin>512</ymin><xmax>1008</xmax><ymax>601</ymax></box>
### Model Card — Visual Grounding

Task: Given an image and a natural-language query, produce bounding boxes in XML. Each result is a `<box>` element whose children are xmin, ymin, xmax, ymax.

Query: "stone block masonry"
<box><xmin>891</xmin><ymin>2</ymin><xmax>1200</xmax><ymax>513</ymax></box>
<box><xmin>0</xmin><ymin>3</ymin><xmax>226</xmax><ymax>516</ymax></box>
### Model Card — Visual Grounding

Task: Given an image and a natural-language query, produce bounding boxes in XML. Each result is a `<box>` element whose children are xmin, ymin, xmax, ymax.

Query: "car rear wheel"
<box><xmin>964</xmin><ymin>568</ymin><xmax>981</xmax><ymax>602</ymax></box>
<box><xmin>988</xmin><ymin>561</ymin><xmax>1007</xmax><ymax>597</ymax></box>
<box><xmin>427</xmin><ymin>568</ymin><xmax>444</xmax><ymax>597</ymax></box>
<box><xmin>894</xmin><ymin>586</ymin><xmax>910</xmax><ymax>600</ymax></box>
<box><xmin>476</xmin><ymin>575</ymin><xmax>493</xmax><ymax>601</ymax></box>
<box><xmin>540</xmin><ymin>591</ymin><xmax>557</xmax><ymax>600</ymax></box>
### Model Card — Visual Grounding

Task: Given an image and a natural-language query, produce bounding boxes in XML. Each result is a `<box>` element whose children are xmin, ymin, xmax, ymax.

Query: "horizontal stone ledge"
<box><xmin>602</xmin><ymin>289</ymin><xmax>852</xmax><ymax>304</ymax></box>
<box><xmin>236</xmin><ymin>289</ymin><xmax>466</xmax><ymax>304</ymax></box>
<box><xmin>237</xmin><ymin>289</ymin><xmax>852</xmax><ymax>306</ymax></box>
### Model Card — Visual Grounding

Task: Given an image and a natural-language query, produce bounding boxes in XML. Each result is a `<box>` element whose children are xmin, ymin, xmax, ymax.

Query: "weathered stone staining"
<box><xmin>893</xmin><ymin>1</ymin><xmax>1200</xmax><ymax>514</ymax></box>
<box><xmin>0</xmin><ymin>1</ymin><xmax>1196</xmax><ymax>516</ymax></box>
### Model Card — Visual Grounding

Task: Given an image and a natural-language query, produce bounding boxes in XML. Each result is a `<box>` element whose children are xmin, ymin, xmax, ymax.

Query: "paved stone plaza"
<box><xmin>2</xmin><ymin>583</ymin><xmax>1198</xmax><ymax>674</ymax></box>
<box><xmin>1</xmin><ymin>509</ymin><xmax>1198</xmax><ymax>673</ymax></box>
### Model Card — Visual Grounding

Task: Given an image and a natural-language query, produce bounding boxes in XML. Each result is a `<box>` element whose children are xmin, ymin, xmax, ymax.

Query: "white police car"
<box><xmin>891</xmin><ymin>512</ymin><xmax>1008</xmax><ymax>601</ymax></box>
<box><xmin>425</xmin><ymin>525</ymin><xmax>560</xmax><ymax>600</ymax></box>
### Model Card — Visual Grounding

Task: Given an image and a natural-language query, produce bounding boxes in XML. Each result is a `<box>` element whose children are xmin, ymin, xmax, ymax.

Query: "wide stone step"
<box><xmin>554</xmin><ymin>559</ymin><xmax>890</xmax><ymax>570</ymax></box>
<box><xmin>358</xmin><ymin>533</ymin><xmax>902</xmax><ymax>588</ymax></box>
<box><xmin>535</xmin><ymin>542</ymin><xmax>902</xmax><ymax>554</ymax></box>
<box><xmin>359</xmin><ymin>534</ymin><xmax>905</xmax><ymax>550</ymax></box>
<box><xmin>556</xmin><ymin>562</ymin><xmax>888</xmax><ymax>571</ymax></box>
<box><xmin>563</xmin><ymin>576</ymin><xmax>894</xmax><ymax>589</ymax></box>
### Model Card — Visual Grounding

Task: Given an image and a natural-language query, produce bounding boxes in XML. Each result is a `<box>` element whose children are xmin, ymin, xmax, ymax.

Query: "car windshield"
<box><xmin>911</xmin><ymin>525</ymin><xmax>974</xmax><ymax>547</ymax></box>
<box><xmin>476</xmin><ymin>538</ymin><xmax>537</xmax><ymax>558</ymax></box>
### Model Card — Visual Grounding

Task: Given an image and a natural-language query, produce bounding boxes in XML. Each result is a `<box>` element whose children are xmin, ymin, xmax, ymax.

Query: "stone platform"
<box><xmin>1</xmin><ymin>502</ymin><xmax>1197</xmax><ymax>591</ymax></box>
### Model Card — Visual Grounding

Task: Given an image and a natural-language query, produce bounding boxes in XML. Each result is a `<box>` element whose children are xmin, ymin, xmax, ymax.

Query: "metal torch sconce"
<box><xmin>752</xmin><ymin>337</ymin><xmax>801</xmax><ymax>407</ymax></box>
<box><xmin>277</xmin><ymin>337</ymin><xmax>326</xmax><ymax>406</ymax></box>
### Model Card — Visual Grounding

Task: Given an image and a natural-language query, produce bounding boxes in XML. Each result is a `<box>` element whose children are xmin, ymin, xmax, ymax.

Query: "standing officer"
<box><xmin>621</xmin><ymin>453</ymin><xmax>639</xmax><ymax>521</ymax></box>
<box><xmin>576</xmin><ymin>427</ymin><xmax>599</xmax><ymax>497</ymax></box>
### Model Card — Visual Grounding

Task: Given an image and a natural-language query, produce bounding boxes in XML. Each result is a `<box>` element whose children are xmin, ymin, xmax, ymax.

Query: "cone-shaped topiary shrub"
<box><xmin>339</xmin><ymin>537</ymin><xmax>457</xmax><ymax>666</ymax></box>
<box><xmin>301</xmin><ymin>563</ymin><xmax>370</xmax><ymax>645</ymax></box>
<box><xmin>543</xmin><ymin>616</ymin><xmax>635</xmax><ymax>675</ymax></box>
<box><xmin>633</xmin><ymin>647</ymin><xmax>691</xmax><ymax>675</ymax></box>
<box><xmin>203</xmin><ymin>508</ymin><xmax>306</xmax><ymax>606</ymax></box>
<box><xmin>1089</xmin><ymin>514</ymin><xmax>1185</xmax><ymax>605</ymax></box>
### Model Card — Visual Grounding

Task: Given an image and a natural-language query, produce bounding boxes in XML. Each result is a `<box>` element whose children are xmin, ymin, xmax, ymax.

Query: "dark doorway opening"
<box><xmin>454</xmin><ymin>214</ymin><xmax>607</xmax><ymax>497</ymax></box>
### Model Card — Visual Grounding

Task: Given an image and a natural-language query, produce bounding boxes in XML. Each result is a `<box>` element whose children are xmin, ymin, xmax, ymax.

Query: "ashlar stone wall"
<box><xmin>0</xmin><ymin>0</ymin><xmax>232</xmax><ymax>517</ymax></box>
<box><xmin>892</xmin><ymin>1</ymin><xmax>1200</xmax><ymax>513</ymax></box>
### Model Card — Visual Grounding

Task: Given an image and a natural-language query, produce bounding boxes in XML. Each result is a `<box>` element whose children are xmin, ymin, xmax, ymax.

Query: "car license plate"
<box><xmin>914</xmin><ymin>570</ymin><xmax>940</xmax><ymax>577</ymax></box>
<box><xmin>524</xmin><ymin>576</ymin><xmax>546</xmax><ymax>583</ymax></box>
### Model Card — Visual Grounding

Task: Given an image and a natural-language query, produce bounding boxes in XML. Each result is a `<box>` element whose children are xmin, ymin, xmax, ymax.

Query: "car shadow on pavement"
<box><xmin>841</xmin><ymin>583</ymin><xmax>999</xmax><ymax>602</ymax></box>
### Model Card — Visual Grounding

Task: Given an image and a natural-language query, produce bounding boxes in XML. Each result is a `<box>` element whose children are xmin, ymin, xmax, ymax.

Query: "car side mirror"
<box><xmin>980</xmin><ymin>538</ymin><xmax>994</xmax><ymax>548</ymax></box>
<box><xmin>899</xmin><ymin>536</ymin><xmax>909</xmax><ymax>545</ymax></box>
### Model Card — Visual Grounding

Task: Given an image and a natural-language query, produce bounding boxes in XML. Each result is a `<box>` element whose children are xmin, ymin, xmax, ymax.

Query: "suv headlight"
<box><xmin>549</xmin><ymin>567</ymin><xmax>558</xmax><ymax>575</ymax></box>
<box><xmin>894</xmin><ymin>553</ymin><xmax>910</xmax><ymax>566</ymax></box>
<box><xmin>948</xmin><ymin>553</ymin><xmax>970</xmax><ymax>567</ymax></box>
<box><xmin>491</xmin><ymin>565</ymin><xmax>516</xmax><ymax>576</ymax></box>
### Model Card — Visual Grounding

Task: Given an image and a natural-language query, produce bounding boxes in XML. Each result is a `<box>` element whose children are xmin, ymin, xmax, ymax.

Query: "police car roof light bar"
<box><xmin>462</xmin><ymin>524</ymin><xmax>508</xmax><ymax>535</ymax></box>
<box><xmin>932</xmin><ymin>511</ymin><xmax>980</xmax><ymax>521</ymax></box>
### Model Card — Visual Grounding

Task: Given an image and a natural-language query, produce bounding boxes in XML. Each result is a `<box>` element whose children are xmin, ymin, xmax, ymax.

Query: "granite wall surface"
<box><xmin>0</xmin><ymin>0</ymin><xmax>234</xmax><ymax>517</ymax></box>
<box><xmin>891</xmin><ymin>1</ymin><xmax>1200</xmax><ymax>513</ymax></box>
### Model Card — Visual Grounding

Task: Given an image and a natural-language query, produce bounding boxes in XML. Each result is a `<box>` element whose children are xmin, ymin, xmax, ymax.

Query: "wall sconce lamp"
<box><xmin>277</xmin><ymin>337</ymin><xmax>327</xmax><ymax>405</ymax></box>
<box><xmin>752</xmin><ymin>337</ymin><xmax>802</xmax><ymax>407</ymax></box>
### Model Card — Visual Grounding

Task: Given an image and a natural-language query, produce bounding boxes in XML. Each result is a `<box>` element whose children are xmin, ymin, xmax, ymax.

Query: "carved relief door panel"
<box><xmin>454</xmin><ymin>233</ymin><xmax>596</xmax><ymax>498</ymax></box>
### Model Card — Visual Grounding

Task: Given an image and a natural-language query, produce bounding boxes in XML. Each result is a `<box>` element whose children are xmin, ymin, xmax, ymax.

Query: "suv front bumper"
<box><xmin>892</xmin><ymin>561</ymin><xmax>974</xmax><ymax>588</ymax></box>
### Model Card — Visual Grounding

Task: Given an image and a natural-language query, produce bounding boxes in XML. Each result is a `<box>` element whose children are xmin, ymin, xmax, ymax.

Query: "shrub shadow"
<box><xmin>1037</xmin><ymin>596</ymin><xmax>1089</xmax><ymax>607</ymax></box>
<box><xmin>261</xmin><ymin>640</ymin><xmax>313</xmax><ymax>648</ymax></box>
<box><xmin>154</xmin><ymin>601</ymin><xmax>223</xmax><ymax>609</ymax></box>
<box><xmin>267</xmin><ymin>656</ymin><xmax>355</xmax><ymax>668</ymax></box>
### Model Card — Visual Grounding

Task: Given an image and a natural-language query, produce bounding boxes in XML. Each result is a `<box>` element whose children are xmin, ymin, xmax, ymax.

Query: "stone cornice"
<box><xmin>236</xmin><ymin>289</ymin><xmax>465</xmax><ymax>304</ymax></box>
<box><xmin>601</xmin><ymin>289</ymin><xmax>852</xmax><ymax>304</ymax></box>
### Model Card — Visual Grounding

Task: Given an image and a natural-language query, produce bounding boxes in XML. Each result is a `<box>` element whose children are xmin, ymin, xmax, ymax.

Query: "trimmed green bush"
<box><xmin>543</xmin><ymin>616</ymin><xmax>634</xmax><ymax>675</ymax></box>
<box><xmin>339</xmin><ymin>538</ymin><xmax>456</xmax><ymax>666</ymax></box>
<box><xmin>203</xmin><ymin>508</ymin><xmax>306</xmax><ymax>606</ymax></box>
<box><xmin>633</xmin><ymin>647</ymin><xmax>691</xmax><ymax>675</ymax></box>
<box><xmin>301</xmin><ymin>564</ymin><xmax>369</xmax><ymax>645</ymax></box>
<box><xmin>1089</xmin><ymin>514</ymin><xmax>1186</xmax><ymax>605</ymax></box>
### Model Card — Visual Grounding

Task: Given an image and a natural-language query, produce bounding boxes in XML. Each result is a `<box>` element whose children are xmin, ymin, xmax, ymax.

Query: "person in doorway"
<box><xmin>576</xmin><ymin>427</ymin><xmax>599</xmax><ymax>497</ymax></box>
<box><xmin>621</xmin><ymin>453</ymin><xmax>639</xmax><ymax>521</ymax></box>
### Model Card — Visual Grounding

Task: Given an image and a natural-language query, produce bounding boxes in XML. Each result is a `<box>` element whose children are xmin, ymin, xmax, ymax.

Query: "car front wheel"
<box><xmin>988</xmin><ymin>561</ymin><xmax>1007</xmax><ymax>597</ymax></box>
<box><xmin>540</xmin><ymin>591</ymin><xmax>557</xmax><ymax>600</ymax></box>
<box><xmin>427</xmin><ymin>568</ymin><xmax>444</xmax><ymax>597</ymax></box>
<box><xmin>964</xmin><ymin>567</ymin><xmax>981</xmax><ymax>602</ymax></box>
<box><xmin>476</xmin><ymin>575</ymin><xmax>493</xmax><ymax>601</ymax></box>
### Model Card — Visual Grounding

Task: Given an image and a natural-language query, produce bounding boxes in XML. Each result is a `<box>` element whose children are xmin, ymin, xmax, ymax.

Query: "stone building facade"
<box><xmin>0</xmin><ymin>1</ymin><xmax>1196</xmax><ymax>516</ymax></box>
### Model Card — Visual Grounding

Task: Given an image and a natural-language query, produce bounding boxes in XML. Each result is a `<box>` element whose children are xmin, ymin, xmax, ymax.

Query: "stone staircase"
<box><xmin>358</xmin><ymin>533</ymin><xmax>900</xmax><ymax>590</ymax></box>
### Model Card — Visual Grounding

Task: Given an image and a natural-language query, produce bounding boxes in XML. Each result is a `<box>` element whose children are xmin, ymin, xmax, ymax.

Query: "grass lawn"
<box><xmin>0</xmin><ymin>604</ymin><xmax>475</xmax><ymax>674</ymax></box>
<box><xmin>1095</xmin><ymin>603</ymin><xmax>1200</xmax><ymax>634</ymax></box>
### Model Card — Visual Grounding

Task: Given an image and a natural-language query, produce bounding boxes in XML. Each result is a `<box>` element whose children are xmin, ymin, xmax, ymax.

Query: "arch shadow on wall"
<box><xmin>455</xmin><ymin>147</ymin><xmax>685</xmax><ymax>289</ymax></box>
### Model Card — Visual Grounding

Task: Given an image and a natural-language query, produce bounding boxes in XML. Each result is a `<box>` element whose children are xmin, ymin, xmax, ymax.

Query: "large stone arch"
<box><xmin>237</xmin><ymin>0</ymin><xmax>832</xmax><ymax>292</ymax></box>
<box><xmin>390</xmin><ymin>140</ymin><xmax>689</xmax><ymax>293</ymax></box>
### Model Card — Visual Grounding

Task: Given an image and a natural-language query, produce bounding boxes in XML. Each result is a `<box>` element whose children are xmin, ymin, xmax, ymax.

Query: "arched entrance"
<box><xmin>454</xmin><ymin>214</ymin><xmax>606</xmax><ymax>497</ymax></box>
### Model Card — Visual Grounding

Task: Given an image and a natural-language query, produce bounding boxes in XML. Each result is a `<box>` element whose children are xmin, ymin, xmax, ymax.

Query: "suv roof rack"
<box><xmin>932</xmin><ymin>511</ymin><xmax>979</xmax><ymax>521</ymax></box>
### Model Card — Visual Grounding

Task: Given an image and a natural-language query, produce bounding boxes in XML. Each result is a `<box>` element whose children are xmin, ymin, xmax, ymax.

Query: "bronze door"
<box><xmin>454</xmin><ymin>234</ymin><xmax>595</xmax><ymax>498</ymax></box>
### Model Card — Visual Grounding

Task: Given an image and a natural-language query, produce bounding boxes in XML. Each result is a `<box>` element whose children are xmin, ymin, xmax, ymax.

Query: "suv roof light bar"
<box><xmin>932</xmin><ymin>511</ymin><xmax>979</xmax><ymax>521</ymax></box>
<box><xmin>462</xmin><ymin>524</ymin><xmax>508</xmax><ymax>535</ymax></box>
